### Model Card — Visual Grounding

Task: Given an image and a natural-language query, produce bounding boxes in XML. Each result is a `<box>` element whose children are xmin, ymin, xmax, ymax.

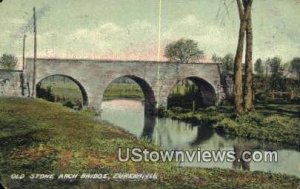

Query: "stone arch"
<box><xmin>102</xmin><ymin>75</ymin><xmax>156</xmax><ymax>115</ymax></box>
<box><xmin>167</xmin><ymin>76</ymin><xmax>217</xmax><ymax>108</ymax></box>
<box><xmin>36</xmin><ymin>74</ymin><xmax>88</xmax><ymax>107</ymax></box>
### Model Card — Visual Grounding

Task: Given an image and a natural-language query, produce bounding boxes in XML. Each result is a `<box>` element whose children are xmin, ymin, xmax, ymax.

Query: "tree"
<box><xmin>267</xmin><ymin>57</ymin><xmax>285</xmax><ymax>91</ymax></box>
<box><xmin>212</xmin><ymin>54</ymin><xmax>220</xmax><ymax>63</ymax></box>
<box><xmin>243</xmin><ymin>0</ymin><xmax>254</xmax><ymax>112</ymax></box>
<box><xmin>0</xmin><ymin>54</ymin><xmax>18</xmax><ymax>69</ymax></box>
<box><xmin>254</xmin><ymin>58</ymin><xmax>264</xmax><ymax>76</ymax></box>
<box><xmin>268</xmin><ymin>57</ymin><xmax>281</xmax><ymax>75</ymax></box>
<box><xmin>164</xmin><ymin>38</ymin><xmax>203</xmax><ymax>64</ymax></box>
<box><xmin>213</xmin><ymin>53</ymin><xmax>234</xmax><ymax>74</ymax></box>
<box><xmin>290</xmin><ymin>57</ymin><xmax>300</xmax><ymax>81</ymax></box>
<box><xmin>222</xmin><ymin>54</ymin><xmax>234</xmax><ymax>73</ymax></box>
<box><xmin>233</xmin><ymin>0</ymin><xmax>253</xmax><ymax>114</ymax></box>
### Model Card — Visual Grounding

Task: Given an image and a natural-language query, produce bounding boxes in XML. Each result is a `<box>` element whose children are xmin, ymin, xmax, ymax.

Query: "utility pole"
<box><xmin>21</xmin><ymin>34</ymin><xmax>26</xmax><ymax>96</ymax></box>
<box><xmin>22</xmin><ymin>35</ymin><xmax>26</xmax><ymax>71</ymax></box>
<box><xmin>31</xmin><ymin>7</ymin><xmax>37</xmax><ymax>97</ymax></box>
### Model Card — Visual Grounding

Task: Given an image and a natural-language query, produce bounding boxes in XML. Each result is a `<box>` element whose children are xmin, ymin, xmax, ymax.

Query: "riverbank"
<box><xmin>0</xmin><ymin>98</ymin><xmax>299</xmax><ymax>188</ymax></box>
<box><xmin>159</xmin><ymin>102</ymin><xmax>300</xmax><ymax>146</ymax></box>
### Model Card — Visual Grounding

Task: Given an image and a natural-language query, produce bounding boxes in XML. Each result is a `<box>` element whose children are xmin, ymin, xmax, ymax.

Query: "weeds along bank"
<box><xmin>158</xmin><ymin>103</ymin><xmax>300</xmax><ymax>146</ymax></box>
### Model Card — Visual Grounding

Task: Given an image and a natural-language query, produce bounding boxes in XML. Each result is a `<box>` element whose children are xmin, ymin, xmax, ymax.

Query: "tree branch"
<box><xmin>236</xmin><ymin>0</ymin><xmax>244</xmax><ymax>20</ymax></box>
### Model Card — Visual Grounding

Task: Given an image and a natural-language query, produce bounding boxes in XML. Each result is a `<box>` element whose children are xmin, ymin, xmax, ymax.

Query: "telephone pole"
<box><xmin>31</xmin><ymin>7</ymin><xmax>37</xmax><ymax>97</ymax></box>
<box><xmin>22</xmin><ymin>35</ymin><xmax>26</xmax><ymax>70</ymax></box>
<box><xmin>21</xmin><ymin>34</ymin><xmax>26</xmax><ymax>96</ymax></box>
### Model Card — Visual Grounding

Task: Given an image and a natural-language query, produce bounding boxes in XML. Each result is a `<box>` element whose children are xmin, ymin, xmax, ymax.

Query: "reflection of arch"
<box><xmin>140</xmin><ymin>115</ymin><xmax>155</xmax><ymax>140</ymax></box>
<box><xmin>36</xmin><ymin>74</ymin><xmax>88</xmax><ymax>106</ymax></box>
<box><xmin>103</xmin><ymin>75</ymin><xmax>156</xmax><ymax>115</ymax></box>
<box><xmin>190</xmin><ymin>124</ymin><xmax>214</xmax><ymax>146</ymax></box>
<box><xmin>168</xmin><ymin>76</ymin><xmax>217</xmax><ymax>107</ymax></box>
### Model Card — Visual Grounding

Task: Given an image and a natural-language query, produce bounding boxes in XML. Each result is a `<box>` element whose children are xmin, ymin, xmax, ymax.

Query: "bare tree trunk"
<box><xmin>233</xmin><ymin>0</ymin><xmax>252</xmax><ymax>115</ymax></box>
<box><xmin>243</xmin><ymin>3</ymin><xmax>254</xmax><ymax>112</ymax></box>
<box><xmin>233</xmin><ymin>22</ymin><xmax>245</xmax><ymax>114</ymax></box>
<box><xmin>233</xmin><ymin>0</ymin><xmax>246</xmax><ymax>114</ymax></box>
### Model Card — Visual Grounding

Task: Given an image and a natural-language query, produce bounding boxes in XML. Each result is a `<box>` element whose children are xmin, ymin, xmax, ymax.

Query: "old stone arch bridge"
<box><xmin>24</xmin><ymin>58</ymin><xmax>224</xmax><ymax>114</ymax></box>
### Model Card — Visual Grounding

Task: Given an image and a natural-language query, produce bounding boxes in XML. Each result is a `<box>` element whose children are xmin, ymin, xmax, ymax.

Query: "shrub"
<box><xmin>213</xmin><ymin>118</ymin><xmax>239</xmax><ymax>134</ymax></box>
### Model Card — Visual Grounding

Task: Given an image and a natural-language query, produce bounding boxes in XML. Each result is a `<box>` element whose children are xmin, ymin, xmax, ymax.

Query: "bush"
<box><xmin>262</xmin><ymin>116</ymin><xmax>286</xmax><ymax>127</ymax></box>
<box><xmin>63</xmin><ymin>101</ymin><xmax>74</xmax><ymax>109</ymax></box>
<box><xmin>213</xmin><ymin>118</ymin><xmax>239</xmax><ymax>134</ymax></box>
<box><xmin>236</xmin><ymin>112</ymin><xmax>264</xmax><ymax>126</ymax></box>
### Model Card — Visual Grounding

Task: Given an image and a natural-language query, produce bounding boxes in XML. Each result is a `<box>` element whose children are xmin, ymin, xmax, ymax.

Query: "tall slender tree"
<box><xmin>233</xmin><ymin>0</ymin><xmax>252</xmax><ymax>114</ymax></box>
<box><xmin>243</xmin><ymin>0</ymin><xmax>254</xmax><ymax>112</ymax></box>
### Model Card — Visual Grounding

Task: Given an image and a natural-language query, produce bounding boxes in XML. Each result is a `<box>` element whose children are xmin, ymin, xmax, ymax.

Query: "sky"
<box><xmin>0</xmin><ymin>0</ymin><xmax>299</xmax><ymax>68</ymax></box>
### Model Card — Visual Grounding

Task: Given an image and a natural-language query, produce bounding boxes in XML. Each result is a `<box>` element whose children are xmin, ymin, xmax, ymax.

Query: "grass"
<box><xmin>160</xmin><ymin>101</ymin><xmax>300</xmax><ymax>146</ymax></box>
<box><xmin>103</xmin><ymin>83</ymin><xmax>144</xmax><ymax>100</ymax></box>
<box><xmin>0</xmin><ymin>97</ymin><xmax>299</xmax><ymax>188</ymax></box>
<box><xmin>39</xmin><ymin>82</ymin><xmax>144</xmax><ymax>109</ymax></box>
<box><xmin>40</xmin><ymin>80</ymin><xmax>83</xmax><ymax>103</ymax></box>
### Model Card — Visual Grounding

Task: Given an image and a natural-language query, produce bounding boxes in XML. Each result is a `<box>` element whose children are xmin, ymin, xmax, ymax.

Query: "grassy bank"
<box><xmin>103</xmin><ymin>83</ymin><xmax>144</xmax><ymax>101</ymax></box>
<box><xmin>159</xmin><ymin>102</ymin><xmax>300</xmax><ymax>146</ymax></box>
<box><xmin>0</xmin><ymin>98</ymin><xmax>299</xmax><ymax>188</ymax></box>
<box><xmin>39</xmin><ymin>79</ymin><xmax>83</xmax><ymax>103</ymax></box>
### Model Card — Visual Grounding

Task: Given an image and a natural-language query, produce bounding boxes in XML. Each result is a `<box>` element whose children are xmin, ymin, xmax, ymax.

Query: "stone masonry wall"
<box><xmin>0</xmin><ymin>70</ymin><xmax>22</xmax><ymax>97</ymax></box>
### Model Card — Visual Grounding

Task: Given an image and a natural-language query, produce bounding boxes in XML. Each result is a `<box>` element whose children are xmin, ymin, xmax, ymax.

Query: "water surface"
<box><xmin>99</xmin><ymin>99</ymin><xmax>300</xmax><ymax>177</ymax></box>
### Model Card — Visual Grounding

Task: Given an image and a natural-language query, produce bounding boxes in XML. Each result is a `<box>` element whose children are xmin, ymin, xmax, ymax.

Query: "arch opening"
<box><xmin>36</xmin><ymin>74</ymin><xmax>88</xmax><ymax>110</ymax></box>
<box><xmin>167</xmin><ymin>77</ymin><xmax>217</xmax><ymax>111</ymax></box>
<box><xmin>102</xmin><ymin>75</ymin><xmax>156</xmax><ymax>115</ymax></box>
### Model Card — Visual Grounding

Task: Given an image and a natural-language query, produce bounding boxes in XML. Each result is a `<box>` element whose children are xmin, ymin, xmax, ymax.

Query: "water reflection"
<box><xmin>232</xmin><ymin>138</ymin><xmax>256</xmax><ymax>171</ymax></box>
<box><xmin>190</xmin><ymin>125</ymin><xmax>214</xmax><ymax>146</ymax></box>
<box><xmin>152</xmin><ymin>119</ymin><xmax>198</xmax><ymax>148</ymax></box>
<box><xmin>140</xmin><ymin>115</ymin><xmax>155</xmax><ymax>140</ymax></box>
<box><xmin>100</xmin><ymin>100</ymin><xmax>300</xmax><ymax>177</ymax></box>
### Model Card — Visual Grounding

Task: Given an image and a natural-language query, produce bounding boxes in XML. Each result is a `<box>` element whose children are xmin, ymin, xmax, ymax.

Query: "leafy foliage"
<box><xmin>265</xmin><ymin>57</ymin><xmax>286</xmax><ymax>91</ymax></box>
<box><xmin>254</xmin><ymin>58</ymin><xmax>264</xmax><ymax>75</ymax></box>
<box><xmin>252</xmin><ymin>56</ymin><xmax>300</xmax><ymax>99</ymax></box>
<box><xmin>0</xmin><ymin>54</ymin><xmax>17</xmax><ymax>69</ymax></box>
<box><xmin>213</xmin><ymin>53</ymin><xmax>234</xmax><ymax>74</ymax></box>
<box><xmin>164</xmin><ymin>38</ymin><xmax>203</xmax><ymax>64</ymax></box>
<box><xmin>290</xmin><ymin>57</ymin><xmax>300</xmax><ymax>80</ymax></box>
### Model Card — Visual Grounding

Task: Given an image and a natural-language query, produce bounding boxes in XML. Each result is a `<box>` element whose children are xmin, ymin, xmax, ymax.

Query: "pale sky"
<box><xmin>0</xmin><ymin>0</ymin><xmax>299</xmax><ymax>68</ymax></box>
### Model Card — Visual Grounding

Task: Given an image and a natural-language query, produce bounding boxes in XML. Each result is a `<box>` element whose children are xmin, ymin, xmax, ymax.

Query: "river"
<box><xmin>98</xmin><ymin>99</ymin><xmax>300</xmax><ymax>178</ymax></box>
